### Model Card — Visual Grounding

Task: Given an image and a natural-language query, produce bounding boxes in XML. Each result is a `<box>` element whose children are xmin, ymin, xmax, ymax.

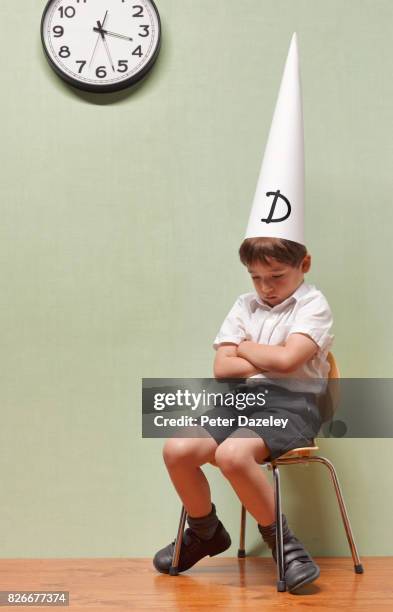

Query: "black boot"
<box><xmin>258</xmin><ymin>514</ymin><xmax>320</xmax><ymax>592</ymax></box>
<box><xmin>153</xmin><ymin>504</ymin><xmax>231</xmax><ymax>574</ymax></box>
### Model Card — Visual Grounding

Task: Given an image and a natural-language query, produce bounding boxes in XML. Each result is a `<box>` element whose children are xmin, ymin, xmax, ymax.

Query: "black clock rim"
<box><xmin>40</xmin><ymin>0</ymin><xmax>161</xmax><ymax>93</ymax></box>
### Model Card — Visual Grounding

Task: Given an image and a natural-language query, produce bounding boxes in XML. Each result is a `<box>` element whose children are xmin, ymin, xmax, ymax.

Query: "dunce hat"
<box><xmin>245</xmin><ymin>33</ymin><xmax>305</xmax><ymax>245</ymax></box>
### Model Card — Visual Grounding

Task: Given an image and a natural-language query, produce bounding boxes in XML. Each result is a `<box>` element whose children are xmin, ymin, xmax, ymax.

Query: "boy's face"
<box><xmin>247</xmin><ymin>255</ymin><xmax>311</xmax><ymax>307</ymax></box>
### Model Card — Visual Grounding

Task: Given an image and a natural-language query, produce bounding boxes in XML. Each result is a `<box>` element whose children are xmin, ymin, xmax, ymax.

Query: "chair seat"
<box><xmin>273</xmin><ymin>445</ymin><xmax>319</xmax><ymax>460</ymax></box>
<box><xmin>208</xmin><ymin>444</ymin><xmax>319</xmax><ymax>468</ymax></box>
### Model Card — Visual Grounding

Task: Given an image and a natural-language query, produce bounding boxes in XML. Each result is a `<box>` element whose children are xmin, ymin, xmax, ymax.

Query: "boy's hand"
<box><xmin>214</xmin><ymin>343</ymin><xmax>262</xmax><ymax>379</ymax></box>
<box><xmin>237</xmin><ymin>334</ymin><xmax>318</xmax><ymax>374</ymax></box>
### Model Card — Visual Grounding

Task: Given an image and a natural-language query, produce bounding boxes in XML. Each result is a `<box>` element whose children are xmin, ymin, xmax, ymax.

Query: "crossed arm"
<box><xmin>213</xmin><ymin>334</ymin><xmax>318</xmax><ymax>379</ymax></box>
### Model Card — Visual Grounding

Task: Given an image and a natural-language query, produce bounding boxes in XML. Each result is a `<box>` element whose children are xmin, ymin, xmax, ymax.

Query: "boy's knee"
<box><xmin>162</xmin><ymin>438</ymin><xmax>195</xmax><ymax>468</ymax></box>
<box><xmin>214</xmin><ymin>444</ymin><xmax>249</xmax><ymax>475</ymax></box>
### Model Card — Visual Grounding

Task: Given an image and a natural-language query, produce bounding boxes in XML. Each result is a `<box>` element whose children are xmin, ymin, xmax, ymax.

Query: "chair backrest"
<box><xmin>317</xmin><ymin>351</ymin><xmax>340</xmax><ymax>423</ymax></box>
<box><xmin>327</xmin><ymin>352</ymin><xmax>340</xmax><ymax>379</ymax></box>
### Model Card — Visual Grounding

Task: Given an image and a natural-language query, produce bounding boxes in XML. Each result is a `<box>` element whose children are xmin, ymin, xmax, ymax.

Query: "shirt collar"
<box><xmin>251</xmin><ymin>282</ymin><xmax>309</xmax><ymax>312</ymax></box>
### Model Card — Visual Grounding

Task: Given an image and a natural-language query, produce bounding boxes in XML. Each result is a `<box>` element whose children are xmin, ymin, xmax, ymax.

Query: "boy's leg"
<box><xmin>153</xmin><ymin>427</ymin><xmax>232</xmax><ymax>574</ymax></box>
<box><xmin>162</xmin><ymin>426</ymin><xmax>218</xmax><ymax>517</ymax></box>
<box><xmin>214</xmin><ymin>430</ymin><xmax>320</xmax><ymax>592</ymax></box>
<box><xmin>214</xmin><ymin>429</ymin><xmax>275</xmax><ymax>525</ymax></box>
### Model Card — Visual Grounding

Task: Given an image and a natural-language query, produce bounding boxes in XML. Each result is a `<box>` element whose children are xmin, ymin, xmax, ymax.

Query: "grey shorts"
<box><xmin>197</xmin><ymin>382</ymin><xmax>321</xmax><ymax>460</ymax></box>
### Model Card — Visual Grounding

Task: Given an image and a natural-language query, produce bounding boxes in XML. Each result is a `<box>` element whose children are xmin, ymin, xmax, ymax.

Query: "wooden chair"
<box><xmin>169</xmin><ymin>353</ymin><xmax>364</xmax><ymax>591</ymax></box>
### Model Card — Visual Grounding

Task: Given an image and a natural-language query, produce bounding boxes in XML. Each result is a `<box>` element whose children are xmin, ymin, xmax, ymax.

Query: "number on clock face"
<box><xmin>41</xmin><ymin>0</ymin><xmax>161</xmax><ymax>92</ymax></box>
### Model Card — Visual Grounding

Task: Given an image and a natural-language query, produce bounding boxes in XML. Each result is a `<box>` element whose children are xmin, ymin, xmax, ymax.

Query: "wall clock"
<box><xmin>41</xmin><ymin>0</ymin><xmax>161</xmax><ymax>93</ymax></box>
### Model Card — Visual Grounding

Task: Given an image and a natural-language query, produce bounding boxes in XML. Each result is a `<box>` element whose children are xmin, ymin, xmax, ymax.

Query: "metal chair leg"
<box><xmin>272</xmin><ymin>464</ymin><xmax>286</xmax><ymax>592</ymax></box>
<box><xmin>238</xmin><ymin>504</ymin><xmax>247</xmax><ymax>558</ymax></box>
<box><xmin>169</xmin><ymin>505</ymin><xmax>187</xmax><ymax>575</ymax></box>
<box><xmin>308</xmin><ymin>456</ymin><xmax>364</xmax><ymax>574</ymax></box>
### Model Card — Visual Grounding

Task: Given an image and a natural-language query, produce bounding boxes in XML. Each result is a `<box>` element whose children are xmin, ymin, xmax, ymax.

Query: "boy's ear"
<box><xmin>301</xmin><ymin>254</ymin><xmax>311</xmax><ymax>273</ymax></box>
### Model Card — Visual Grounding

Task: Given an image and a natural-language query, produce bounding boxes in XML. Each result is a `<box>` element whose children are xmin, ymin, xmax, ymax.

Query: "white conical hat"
<box><xmin>245</xmin><ymin>33</ymin><xmax>305</xmax><ymax>245</ymax></box>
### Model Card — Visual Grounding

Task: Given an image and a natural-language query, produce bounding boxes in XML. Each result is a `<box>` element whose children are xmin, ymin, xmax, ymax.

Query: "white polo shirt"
<box><xmin>213</xmin><ymin>282</ymin><xmax>334</xmax><ymax>381</ymax></box>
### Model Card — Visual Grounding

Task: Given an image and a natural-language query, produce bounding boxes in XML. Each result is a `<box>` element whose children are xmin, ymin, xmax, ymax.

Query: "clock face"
<box><xmin>41</xmin><ymin>0</ymin><xmax>161</xmax><ymax>92</ymax></box>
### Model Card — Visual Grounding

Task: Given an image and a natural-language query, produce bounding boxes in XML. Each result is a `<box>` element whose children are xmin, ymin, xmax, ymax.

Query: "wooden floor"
<box><xmin>0</xmin><ymin>557</ymin><xmax>392</xmax><ymax>611</ymax></box>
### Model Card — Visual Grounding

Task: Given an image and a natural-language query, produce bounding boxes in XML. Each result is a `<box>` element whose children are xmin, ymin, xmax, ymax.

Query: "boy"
<box><xmin>153</xmin><ymin>34</ymin><xmax>333</xmax><ymax>592</ymax></box>
<box><xmin>153</xmin><ymin>236</ymin><xmax>333</xmax><ymax>592</ymax></box>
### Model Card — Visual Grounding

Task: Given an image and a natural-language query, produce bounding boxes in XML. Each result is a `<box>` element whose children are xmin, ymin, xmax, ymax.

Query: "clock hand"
<box><xmin>93</xmin><ymin>26</ymin><xmax>133</xmax><ymax>42</ymax></box>
<box><xmin>97</xmin><ymin>20</ymin><xmax>115</xmax><ymax>72</ymax></box>
<box><xmin>88</xmin><ymin>10</ymin><xmax>108</xmax><ymax>68</ymax></box>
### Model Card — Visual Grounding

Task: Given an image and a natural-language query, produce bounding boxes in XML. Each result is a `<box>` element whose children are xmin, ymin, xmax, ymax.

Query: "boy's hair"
<box><xmin>239</xmin><ymin>237</ymin><xmax>307</xmax><ymax>267</ymax></box>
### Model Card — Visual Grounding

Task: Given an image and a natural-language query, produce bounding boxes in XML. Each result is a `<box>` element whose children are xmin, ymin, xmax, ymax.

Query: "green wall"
<box><xmin>0</xmin><ymin>0</ymin><xmax>392</xmax><ymax>558</ymax></box>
